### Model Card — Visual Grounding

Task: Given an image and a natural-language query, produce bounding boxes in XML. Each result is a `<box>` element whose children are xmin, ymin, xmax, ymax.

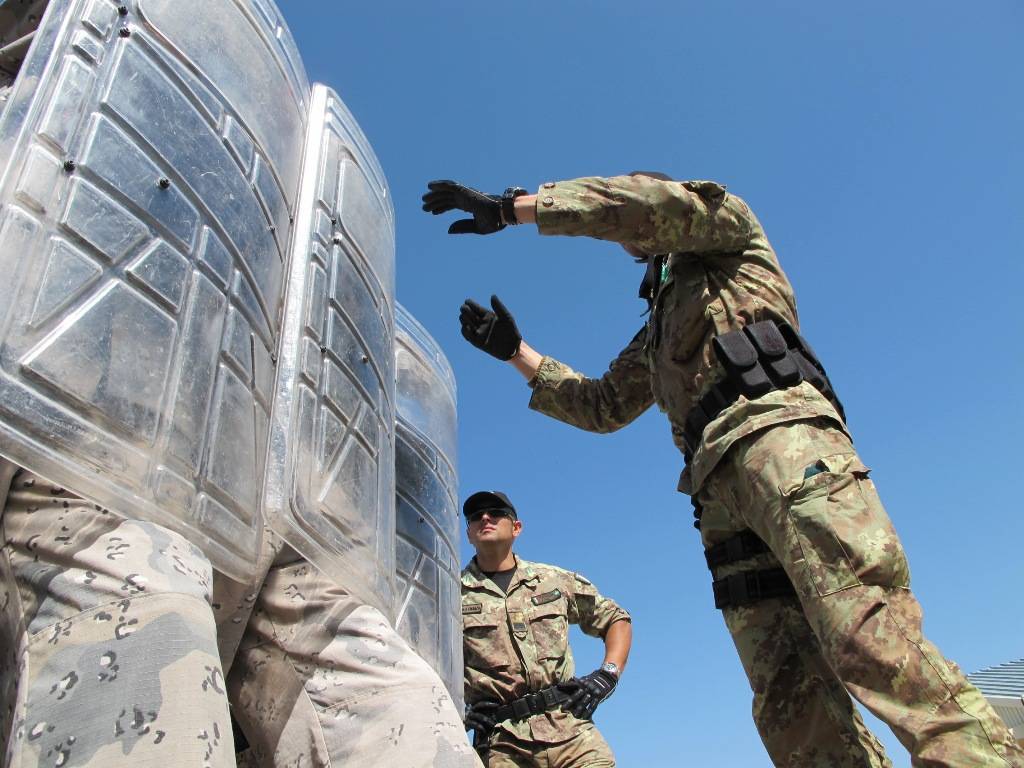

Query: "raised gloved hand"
<box><xmin>464</xmin><ymin>700</ymin><xmax>500</xmax><ymax>736</ymax></box>
<box><xmin>459</xmin><ymin>295</ymin><xmax>521</xmax><ymax>360</ymax></box>
<box><xmin>558</xmin><ymin>668</ymin><xmax>618</xmax><ymax>720</ymax></box>
<box><xmin>422</xmin><ymin>180</ymin><xmax>504</xmax><ymax>234</ymax></box>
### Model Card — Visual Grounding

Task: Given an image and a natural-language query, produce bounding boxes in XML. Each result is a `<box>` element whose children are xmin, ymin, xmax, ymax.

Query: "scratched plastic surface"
<box><xmin>263</xmin><ymin>83</ymin><xmax>398</xmax><ymax>617</ymax></box>
<box><xmin>0</xmin><ymin>0</ymin><xmax>308</xmax><ymax>579</ymax></box>
<box><xmin>393</xmin><ymin>305</ymin><xmax>462</xmax><ymax>709</ymax></box>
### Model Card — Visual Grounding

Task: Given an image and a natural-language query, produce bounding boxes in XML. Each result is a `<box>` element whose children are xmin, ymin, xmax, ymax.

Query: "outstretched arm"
<box><xmin>425</xmin><ymin>175</ymin><xmax>757</xmax><ymax>255</ymax></box>
<box><xmin>459</xmin><ymin>296</ymin><xmax>654</xmax><ymax>433</ymax></box>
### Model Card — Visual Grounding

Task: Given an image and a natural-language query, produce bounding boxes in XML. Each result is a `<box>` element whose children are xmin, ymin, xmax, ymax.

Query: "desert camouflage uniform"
<box><xmin>0</xmin><ymin>462</ymin><xmax>482</xmax><ymax>768</ymax></box>
<box><xmin>462</xmin><ymin>556</ymin><xmax>629</xmax><ymax>767</ymax></box>
<box><xmin>525</xmin><ymin>175</ymin><xmax>1024</xmax><ymax>768</ymax></box>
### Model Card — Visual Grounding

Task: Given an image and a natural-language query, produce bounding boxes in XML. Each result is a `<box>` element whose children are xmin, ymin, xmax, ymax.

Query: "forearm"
<box><xmin>513</xmin><ymin>194</ymin><xmax>537</xmax><ymax>224</ymax></box>
<box><xmin>602</xmin><ymin>619</ymin><xmax>632</xmax><ymax>673</ymax></box>
<box><xmin>508</xmin><ymin>339</ymin><xmax>542</xmax><ymax>380</ymax></box>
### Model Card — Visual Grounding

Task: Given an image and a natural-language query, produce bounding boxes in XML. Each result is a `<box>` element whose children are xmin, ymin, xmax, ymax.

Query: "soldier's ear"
<box><xmin>511</xmin><ymin>519</ymin><xmax>523</xmax><ymax>538</ymax></box>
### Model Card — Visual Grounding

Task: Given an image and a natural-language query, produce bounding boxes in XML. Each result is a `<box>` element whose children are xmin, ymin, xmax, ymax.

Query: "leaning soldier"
<box><xmin>0</xmin><ymin>457</ymin><xmax>482</xmax><ymax>768</ymax></box>
<box><xmin>461</xmin><ymin>490</ymin><xmax>631</xmax><ymax>767</ymax></box>
<box><xmin>423</xmin><ymin>176</ymin><xmax>1024</xmax><ymax>768</ymax></box>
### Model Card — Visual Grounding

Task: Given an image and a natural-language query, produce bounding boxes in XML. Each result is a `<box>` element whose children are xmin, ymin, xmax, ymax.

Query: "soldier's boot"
<box><xmin>717</xmin><ymin>418</ymin><xmax>1024</xmax><ymax>768</ymax></box>
<box><xmin>0</xmin><ymin>468</ymin><xmax>236</xmax><ymax>767</ymax></box>
<box><xmin>227</xmin><ymin>547</ymin><xmax>483</xmax><ymax>768</ymax></box>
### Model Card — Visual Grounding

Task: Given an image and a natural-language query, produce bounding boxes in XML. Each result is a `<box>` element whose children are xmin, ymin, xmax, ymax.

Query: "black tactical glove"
<box><xmin>459</xmin><ymin>295</ymin><xmax>521</xmax><ymax>360</ymax></box>
<box><xmin>422</xmin><ymin>180</ymin><xmax>504</xmax><ymax>235</ymax></box>
<box><xmin>558</xmin><ymin>668</ymin><xmax>618</xmax><ymax>720</ymax></box>
<box><xmin>464</xmin><ymin>700</ymin><xmax>500</xmax><ymax>737</ymax></box>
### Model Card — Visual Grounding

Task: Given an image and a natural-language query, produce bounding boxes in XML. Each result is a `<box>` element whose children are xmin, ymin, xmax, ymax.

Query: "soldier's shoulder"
<box><xmin>522</xmin><ymin>559</ymin><xmax>587</xmax><ymax>586</ymax></box>
<box><xmin>680</xmin><ymin>179</ymin><xmax>756</xmax><ymax>217</ymax></box>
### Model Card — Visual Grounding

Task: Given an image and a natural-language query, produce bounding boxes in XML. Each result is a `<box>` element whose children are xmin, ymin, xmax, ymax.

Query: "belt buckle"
<box><xmin>511</xmin><ymin>698</ymin><xmax>531</xmax><ymax>720</ymax></box>
<box><xmin>540</xmin><ymin>687</ymin><xmax>558</xmax><ymax>709</ymax></box>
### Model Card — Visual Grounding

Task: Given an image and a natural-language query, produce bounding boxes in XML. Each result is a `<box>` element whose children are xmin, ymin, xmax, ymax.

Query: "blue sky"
<box><xmin>282</xmin><ymin>3</ymin><xmax>1023</xmax><ymax>765</ymax></box>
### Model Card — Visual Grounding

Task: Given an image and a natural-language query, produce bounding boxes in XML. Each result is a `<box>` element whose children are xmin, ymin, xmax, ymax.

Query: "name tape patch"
<box><xmin>531</xmin><ymin>589</ymin><xmax>562</xmax><ymax>606</ymax></box>
<box><xmin>462</xmin><ymin>603</ymin><xmax>482</xmax><ymax>615</ymax></box>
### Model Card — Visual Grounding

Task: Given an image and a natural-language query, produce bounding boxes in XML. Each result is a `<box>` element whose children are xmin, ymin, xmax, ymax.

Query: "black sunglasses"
<box><xmin>466</xmin><ymin>508</ymin><xmax>515</xmax><ymax>525</ymax></box>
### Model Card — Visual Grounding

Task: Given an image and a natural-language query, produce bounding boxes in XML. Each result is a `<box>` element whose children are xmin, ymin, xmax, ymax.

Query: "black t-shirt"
<box><xmin>483</xmin><ymin>566</ymin><xmax>517</xmax><ymax>595</ymax></box>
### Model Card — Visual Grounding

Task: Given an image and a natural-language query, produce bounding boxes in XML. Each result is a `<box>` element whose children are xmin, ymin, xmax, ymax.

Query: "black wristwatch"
<box><xmin>501</xmin><ymin>186</ymin><xmax>528</xmax><ymax>225</ymax></box>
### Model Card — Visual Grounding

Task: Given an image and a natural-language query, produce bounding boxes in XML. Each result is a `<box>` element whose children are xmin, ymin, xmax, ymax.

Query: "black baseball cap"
<box><xmin>463</xmin><ymin>490</ymin><xmax>517</xmax><ymax>520</ymax></box>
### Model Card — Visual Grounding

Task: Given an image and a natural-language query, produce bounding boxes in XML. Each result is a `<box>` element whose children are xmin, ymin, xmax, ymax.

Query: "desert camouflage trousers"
<box><xmin>478</xmin><ymin>722</ymin><xmax>614</xmax><ymax>767</ymax></box>
<box><xmin>0</xmin><ymin>466</ymin><xmax>481</xmax><ymax>768</ymax></box>
<box><xmin>697</xmin><ymin>418</ymin><xmax>1024</xmax><ymax>768</ymax></box>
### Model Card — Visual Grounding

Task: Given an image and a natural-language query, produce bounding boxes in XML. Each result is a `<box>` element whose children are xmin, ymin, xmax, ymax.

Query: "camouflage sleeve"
<box><xmin>566</xmin><ymin>572</ymin><xmax>630</xmax><ymax>639</ymax></box>
<box><xmin>528</xmin><ymin>328</ymin><xmax>653</xmax><ymax>433</ymax></box>
<box><xmin>535</xmin><ymin>175</ymin><xmax>756</xmax><ymax>254</ymax></box>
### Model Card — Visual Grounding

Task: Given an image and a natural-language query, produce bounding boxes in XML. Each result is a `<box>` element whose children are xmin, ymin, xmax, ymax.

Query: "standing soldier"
<box><xmin>424</xmin><ymin>175</ymin><xmax>1024</xmax><ymax>768</ymax></box>
<box><xmin>461</xmin><ymin>490</ymin><xmax>631</xmax><ymax>767</ymax></box>
<box><xmin>0</xmin><ymin>459</ymin><xmax>484</xmax><ymax>768</ymax></box>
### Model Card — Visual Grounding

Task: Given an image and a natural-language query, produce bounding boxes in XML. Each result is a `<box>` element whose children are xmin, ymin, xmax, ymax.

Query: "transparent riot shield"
<box><xmin>393</xmin><ymin>305</ymin><xmax>463</xmax><ymax>710</ymax></box>
<box><xmin>0</xmin><ymin>0</ymin><xmax>308</xmax><ymax>580</ymax></box>
<box><xmin>263</xmin><ymin>83</ymin><xmax>397</xmax><ymax>618</ymax></box>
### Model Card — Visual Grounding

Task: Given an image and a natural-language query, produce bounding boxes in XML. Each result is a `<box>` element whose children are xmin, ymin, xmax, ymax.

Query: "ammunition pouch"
<box><xmin>491</xmin><ymin>684</ymin><xmax>572</xmax><ymax>726</ymax></box>
<box><xmin>683</xmin><ymin>320</ymin><xmax>845</xmax><ymax>457</ymax></box>
<box><xmin>712</xmin><ymin>567</ymin><xmax>796</xmax><ymax>609</ymax></box>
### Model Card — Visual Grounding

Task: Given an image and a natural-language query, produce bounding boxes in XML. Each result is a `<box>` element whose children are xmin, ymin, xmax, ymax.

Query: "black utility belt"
<box><xmin>493</xmin><ymin>685</ymin><xmax>571</xmax><ymax>723</ymax></box>
<box><xmin>682</xmin><ymin>320</ymin><xmax>845</xmax><ymax>457</ymax></box>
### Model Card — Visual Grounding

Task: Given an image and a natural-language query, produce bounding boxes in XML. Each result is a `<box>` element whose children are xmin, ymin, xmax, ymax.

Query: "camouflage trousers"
<box><xmin>697</xmin><ymin>418</ymin><xmax>1024</xmax><ymax>768</ymax></box>
<box><xmin>478</xmin><ymin>722</ymin><xmax>614</xmax><ymax>767</ymax></box>
<box><xmin>0</xmin><ymin>466</ymin><xmax>481</xmax><ymax>768</ymax></box>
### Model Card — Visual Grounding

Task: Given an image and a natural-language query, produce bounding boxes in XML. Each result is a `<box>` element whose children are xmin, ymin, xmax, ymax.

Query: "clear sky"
<box><xmin>281</xmin><ymin>2</ymin><xmax>1023</xmax><ymax>765</ymax></box>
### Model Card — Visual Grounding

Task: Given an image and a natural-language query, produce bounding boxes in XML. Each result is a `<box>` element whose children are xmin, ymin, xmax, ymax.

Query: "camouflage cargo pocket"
<box><xmin>463</xmin><ymin>612</ymin><xmax>510</xmax><ymax>669</ymax></box>
<box><xmin>785</xmin><ymin>453</ymin><xmax>865</xmax><ymax>598</ymax></box>
<box><xmin>528</xmin><ymin>604</ymin><xmax>567</xmax><ymax>660</ymax></box>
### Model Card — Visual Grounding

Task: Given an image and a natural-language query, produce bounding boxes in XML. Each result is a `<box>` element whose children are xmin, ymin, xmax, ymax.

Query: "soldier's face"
<box><xmin>467</xmin><ymin>510</ymin><xmax>521</xmax><ymax>549</ymax></box>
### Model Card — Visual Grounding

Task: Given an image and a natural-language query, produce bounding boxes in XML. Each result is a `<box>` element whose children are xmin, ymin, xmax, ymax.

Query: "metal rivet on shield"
<box><xmin>269</xmin><ymin>225</ymin><xmax>276</xmax><ymax>232</ymax></box>
<box><xmin>331</xmin><ymin>217</ymin><xmax>337</xmax><ymax>226</ymax></box>
<box><xmin>270</xmin><ymin>353</ymin><xmax>277</xmax><ymax>365</ymax></box>
<box><xmin>360</xmin><ymin>354</ymin><xmax>369</xmax><ymax>364</ymax></box>
<box><xmin>332</xmin><ymin>236</ymin><xmax>342</xmax><ymax>245</ymax></box>
<box><xmin>63</xmin><ymin>160</ymin><xmax>76</xmax><ymax>172</ymax></box>
<box><xmin>319</xmin><ymin>345</ymin><xmax>327</xmax><ymax>354</ymax></box>
<box><xmin>117</xmin><ymin>5</ymin><xmax>128</xmax><ymax>15</ymax></box>
<box><xmin>118</xmin><ymin>26</ymin><xmax>130</xmax><ymax>37</ymax></box>
<box><xmin>158</xmin><ymin>177</ymin><xmax>170</xmax><ymax>189</ymax></box>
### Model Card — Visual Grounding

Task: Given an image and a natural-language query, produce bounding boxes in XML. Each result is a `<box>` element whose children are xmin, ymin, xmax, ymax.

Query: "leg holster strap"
<box><xmin>704</xmin><ymin>530</ymin><xmax>771</xmax><ymax>569</ymax></box>
<box><xmin>712</xmin><ymin>567</ymin><xmax>796</xmax><ymax>609</ymax></box>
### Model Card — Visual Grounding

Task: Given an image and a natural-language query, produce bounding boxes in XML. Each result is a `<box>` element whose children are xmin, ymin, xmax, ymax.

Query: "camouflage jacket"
<box><xmin>528</xmin><ymin>175</ymin><xmax>847</xmax><ymax>493</ymax></box>
<box><xmin>461</xmin><ymin>555</ymin><xmax>629</xmax><ymax>744</ymax></box>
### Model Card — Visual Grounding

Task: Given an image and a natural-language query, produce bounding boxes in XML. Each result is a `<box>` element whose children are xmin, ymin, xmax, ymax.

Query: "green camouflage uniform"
<box><xmin>0</xmin><ymin>463</ymin><xmax>482</xmax><ymax>768</ymax></box>
<box><xmin>525</xmin><ymin>174</ymin><xmax>1024</xmax><ymax>768</ymax></box>
<box><xmin>462</xmin><ymin>556</ymin><xmax>629</xmax><ymax>767</ymax></box>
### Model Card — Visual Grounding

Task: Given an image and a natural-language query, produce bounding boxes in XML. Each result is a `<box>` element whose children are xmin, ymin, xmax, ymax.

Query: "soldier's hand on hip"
<box><xmin>459</xmin><ymin>295</ymin><xmax>522</xmax><ymax>360</ymax></box>
<box><xmin>559</xmin><ymin>668</ymin><xmax>618</xmax><ymax>720</ymax></box>
<box><xmin>464</xmin><ymin>700</ymin><xmax>500</xmax><ymax>734</ymax></box>
<box><xmin>422</xmin><ymin>180</ymin><xmax>505</xmax><ymax>234</ymax></box>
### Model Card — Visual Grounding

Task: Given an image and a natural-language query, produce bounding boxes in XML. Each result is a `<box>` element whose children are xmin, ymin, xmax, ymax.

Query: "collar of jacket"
<box><xmin>462</xmin><ymin>555</ymin><xmax>540</xmax><ymax>595</ymax></box>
